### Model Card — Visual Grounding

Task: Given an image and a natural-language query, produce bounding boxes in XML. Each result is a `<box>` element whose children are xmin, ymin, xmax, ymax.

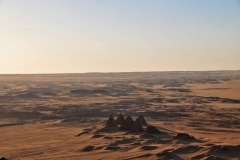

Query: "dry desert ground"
<box><xmin>0</xmin><ymin>71</ymin><xmax>240</xmax><ymax>160</ymax></box>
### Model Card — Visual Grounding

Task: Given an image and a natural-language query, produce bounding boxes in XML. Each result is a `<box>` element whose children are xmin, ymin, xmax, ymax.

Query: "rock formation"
<box><xmin>174</xmin><ymin>133</ymin><xmax>196</xmax><ymax>140</ymax></box>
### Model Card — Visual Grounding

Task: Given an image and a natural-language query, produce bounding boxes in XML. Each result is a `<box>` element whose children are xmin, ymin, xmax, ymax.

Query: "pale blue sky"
<box><xmin>0</xmin><ymin>0</ymin><xmax>240</xmax><ymax>73</ymax></box>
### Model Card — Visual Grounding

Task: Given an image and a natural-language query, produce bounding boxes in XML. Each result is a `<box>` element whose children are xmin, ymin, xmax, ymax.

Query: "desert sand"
<box><xmin>0</xmin><ymin>71</ymin><xmax>240</xmax><ymax>160</ymax></box>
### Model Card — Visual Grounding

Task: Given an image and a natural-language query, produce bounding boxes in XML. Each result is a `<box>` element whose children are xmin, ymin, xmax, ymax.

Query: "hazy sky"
<box><xmin>0</xmin><ymin>0</ymin><xmax>240</xmax><ymax>73</ymax></box>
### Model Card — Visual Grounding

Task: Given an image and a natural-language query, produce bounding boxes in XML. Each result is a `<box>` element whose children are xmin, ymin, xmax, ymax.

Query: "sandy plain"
<box><xmin>0</xmin><ymin>71</ymin><xmax>240</xmax><ymax>160</ymax></box>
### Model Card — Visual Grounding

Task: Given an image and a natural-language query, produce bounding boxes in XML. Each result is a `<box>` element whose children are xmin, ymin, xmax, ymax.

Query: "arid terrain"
<box><xmin>0</xmin><ymin>71</ymin><xmax>240</xmax><ymax>160</ymax></box>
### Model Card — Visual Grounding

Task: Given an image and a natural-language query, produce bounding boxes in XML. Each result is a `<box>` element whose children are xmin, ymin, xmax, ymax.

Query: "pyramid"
<box><xmin>116</xmin><ymin>113</ymin><xmax>125</xmax><ymax>125</ymax></box>
<box><xmin>146</xmin><ymin>125</ymin><xmax>161</xmax><ymax>133</ymax></box>
<box><xmin>131</xmin><ymin>117</ymin><xmax>144</xmax><ymax>132</ymax></box>
<box><xmin>106</xmin><ymin>115</ymin><xmax>117</xmax><ymax>127</ymax></box>
<box><xmin>119</xmin><ymin>116</ymin><xmax>134</xmax><ymax>130</ymax></box>
<box><xmin>138</xmin><ymin>115</ymin><xmax>147</xmax><ymax>125</ymax></box>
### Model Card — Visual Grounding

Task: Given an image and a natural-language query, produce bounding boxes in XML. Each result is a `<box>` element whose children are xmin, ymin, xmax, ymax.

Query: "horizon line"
<box><xmin>0</xmin><ymin>69</ymin><xmax>240</xmax><ymax>75</ymax></box>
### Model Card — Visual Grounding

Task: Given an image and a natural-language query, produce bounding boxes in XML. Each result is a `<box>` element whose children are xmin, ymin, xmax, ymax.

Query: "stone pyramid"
<box><xmin>106</xmin><ymin>115</ymin><xmax>117</xmax><ymax>127</ymax></box>
<box><xmin>138</xmin><ymin>115</ymin><xmax>147</xmax><ymax>125</ymax></box>
<box><xmin>119</xmin><ymin>116</ymin><xmax>134</xmax><ymax>130</ymax></box>
<box><xmin>146</xmin><ymin>125</ymin><xmax>161</xmax><ymax>133</ymax></box>
<box><xmin>131</xmin><ymin>117</ymin><xmax>144</xmax><ymax>132</ymax></box>
<box><xmin>116</xmin><ymin>113</ymin><xmax>125</xmax><ymax>125</ymax></box>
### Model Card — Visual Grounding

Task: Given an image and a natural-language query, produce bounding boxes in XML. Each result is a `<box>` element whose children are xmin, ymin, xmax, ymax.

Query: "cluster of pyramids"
<box><xmin>106</xmin><ymin>113</ymin><xmax>148</xmax><ymax>133</ymax></box>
